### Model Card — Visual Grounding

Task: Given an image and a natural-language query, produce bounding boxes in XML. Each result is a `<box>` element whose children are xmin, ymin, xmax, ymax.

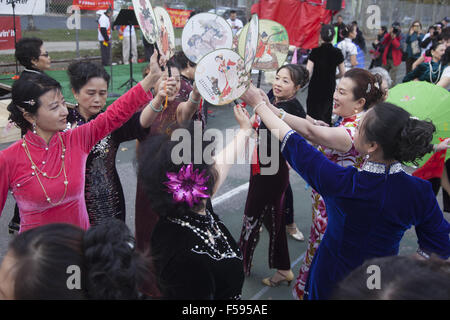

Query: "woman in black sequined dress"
<box><xmin>138</xmin><ymin>107</ymin><xmax>253</xmax><ymax>299</ymax></box>
<box><xmin>65</xmin><ymin>57</ymin><xmax>172</xmax><ymax>225</ymax></box>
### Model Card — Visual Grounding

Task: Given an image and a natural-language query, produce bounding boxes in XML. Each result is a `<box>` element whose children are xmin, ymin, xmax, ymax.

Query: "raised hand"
<box><xmin>234</xmin><ymin>104</ymin><xmax>252</xmax><ymax>131</ymax></box>
<box><xmin>241</xmin><ymin>84</ymin><xmax>264</xmax><ymax>108</ymax></box>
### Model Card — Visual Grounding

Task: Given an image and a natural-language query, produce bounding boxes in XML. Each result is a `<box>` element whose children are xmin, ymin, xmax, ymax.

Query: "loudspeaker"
<box><xmin>326</xmin><ymin>0</ymin><xmax>342</xmax><ymax>11</ymax></box>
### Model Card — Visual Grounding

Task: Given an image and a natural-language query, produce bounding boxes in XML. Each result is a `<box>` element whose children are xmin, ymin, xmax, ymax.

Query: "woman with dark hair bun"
<box><xmin>0</xmin><ymin>52</ymin><xmax>161</xmax><ymax>233</ymax></box>
<box><xmin>403</xmin><ymin>42</ymin><xmax>447</xmax><ymax>83</ymax></box>
<box><xmin>239</xmin><ymin>64</ymin><xmax>318</xmax><ymax>286</ymax></box>
<box><xmin>0</xmin><ymin>219</ymin><xmax>149</xmax><ymax>299</ymax></box>
<box><xmin>134</xmin><ymin>52</ymin><xmax>203</xmax><ymax>298</ymax></box>
<box><xmin>139</xmin><ymin>107</ymin><xmax>253</xmax><ymax>299</ymax></box>
<box><xmin>65</xmin><ymin>58</ymin><xmax>165</xmax><ymax>226</ymax></box>
<box><xmin>242</xmin><ymin>86</ymin><xmax>450</xmax><ymax>300</ymax></box>
<box><xmin>254</xmin><ymin>68</ymin><xmax>384</xmax><ymax>299</ymax></box>
<box><xmin>337</xmin><ymin>24</ymin><xmax>358</xmax><ymax>71</ymax></box>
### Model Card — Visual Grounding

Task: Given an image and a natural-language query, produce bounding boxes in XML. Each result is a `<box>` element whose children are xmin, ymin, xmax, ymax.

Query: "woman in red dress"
<box><xmin>0</xmin><ymin>53</ymin><xmax>163</xmax><ymax>232</ymax></box>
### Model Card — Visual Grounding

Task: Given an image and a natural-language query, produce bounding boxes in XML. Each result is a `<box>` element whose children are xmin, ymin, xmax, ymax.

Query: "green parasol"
<box><xmin>386</xmin><ymin>81</ymin><xmax>450</xmax><ymax>167</ymax></box>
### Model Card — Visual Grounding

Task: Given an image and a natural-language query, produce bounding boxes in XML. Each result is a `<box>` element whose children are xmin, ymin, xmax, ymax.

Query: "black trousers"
<box><xmin>100</xmin><ymin>41</ymin><xmax>111</xmax><ymax>66</ymax></box>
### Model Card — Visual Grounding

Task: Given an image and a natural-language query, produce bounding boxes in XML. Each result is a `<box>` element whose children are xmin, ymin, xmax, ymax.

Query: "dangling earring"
<box><xmin>32</xmin><ymin>122</ymin><xmax>37</xmax><ymax>134</ymax></box>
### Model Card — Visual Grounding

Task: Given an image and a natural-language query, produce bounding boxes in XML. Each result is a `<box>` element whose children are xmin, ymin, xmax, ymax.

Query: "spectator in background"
<box><xmin>437</xmin><ymin>46</ymin><xmax>450</xmax><ymax>89</ymax></box>
<box><xmin>351</xmin><ymin>21</ymin><xmax>366</xmax><ymax>53</ymax></box>
<box><xmin>403</xmin><ymin>42</ymin><xmax>447</xmax><ymax>84</ymax></box>
<box><xmin>306</xmin><ymin>25</ymin><xmax>345</xmax><ymax>125</ymax></box>
<box><xmin>405</xmin><ymin>21</ymin><xmax>424</xmax><ymax>74</ymax></box>
<box><xmin>334</xmin><ymin>15</ymin><xmax>346</xmax><ymax>43</ymax></box>
<box><xmin>421</xmin><ymin>24</ymin><xmax>441</xmax><ymax>56</ymax></box>
<box><xmin>332</xmin><ymin>255</ymin><xmax>450</xmax><ymax>300</ymax></box>
<box><xmin>120</xmin><ymin>25</ymin><xmax>138</xmax><ymax>64</ymax></box>
<box><xmin>226</xmin><ymin>10</ymin><xmax>243</xmax><ymax>36</ymax></box>
<box><xmin>98</xmin><ymin>8</ymin><xmax>113</xmax><ymax>66</ymax></box>
<box><xmin>442</xmin><ymin>17</ymin><xmax>449</xmax><ymax>28</ymax></box>
<box><xmin>412</xmin><ymin>26</ymin><xmax>450</xmax><ymax>71</ymax></box>
<box><xmin>381</xmin><ymin>22</ymin><xmax>403</xmax><ymax>86</ymax></box>
<box><xmin>0</xmin><ymin>219</ymin><xmax>150</xmax><ymax>299</ymax></box>
<box><xmin>15</xmin><ymin>37</ymin><xmax>51</xmax><ymax>80</ymax></box>
<box><xmin>337</xmin><ymin>24</ymin><xmax>358</xmax><ymax>72</ymax></box>
<box><xmin>369</xmin><ymin>27</ymin><xmax>387</xmax><ymax>69</ymax></box>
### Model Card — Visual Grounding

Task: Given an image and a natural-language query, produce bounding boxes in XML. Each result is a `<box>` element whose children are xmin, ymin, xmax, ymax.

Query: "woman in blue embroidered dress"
<box><xmin>241</xmin><ymin>84</ymin><xmax>450</xmax><ymax>300</ymax></box>
<box><xmin>251</xmin><ymin>68</ymin><xmax>385</xmax><ymax>297</ymax></box>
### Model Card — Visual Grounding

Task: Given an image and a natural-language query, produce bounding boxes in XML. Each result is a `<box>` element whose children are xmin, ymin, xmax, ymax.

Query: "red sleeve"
<box><xmin>70</xmin><ymin>83</ymin><xmax>153</xmax><ymax>154</ymax></box>
<box><xmin>381</xmin><ymin>34</ymin><xmax>389</xmax><ymax>46</ymax></box>
<box><xmin>0</xmin><ymin>152</ymin><xmax>10</xmax><ymax>217</ymax></box>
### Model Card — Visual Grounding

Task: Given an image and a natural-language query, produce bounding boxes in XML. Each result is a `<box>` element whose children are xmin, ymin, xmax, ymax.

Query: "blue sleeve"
<box><xmin>415</xmin><ymin>184</ymin><xmax>450</xmax><ymax>259</ymax></box>
<box><xmin>281</xmin><ymin>130</ymin><xmax>355</xmax><ymax>197</ymax></box>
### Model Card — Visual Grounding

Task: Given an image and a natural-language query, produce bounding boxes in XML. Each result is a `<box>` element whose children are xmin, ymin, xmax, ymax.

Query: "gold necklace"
<box><xmin>21</xmin><ymin>133</ymin><xmax>68</xmax><ymax>205</ymax></box>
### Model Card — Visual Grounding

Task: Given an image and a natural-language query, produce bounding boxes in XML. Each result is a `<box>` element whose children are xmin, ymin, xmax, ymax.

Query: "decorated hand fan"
<box><xmin>195</xmin><ymin>49</ymin><xmax>250</xmax><ymax>106</ymax></box>
<box><xmin>182</xmin><ymin>13</ymin><xmax>233</xmax><ymax>64</ymax></box>
<box><xmin>242</xmin><ymin>14</ymin><xmax>259</xmax><ymax>74</ymax></box>
<box><xmin>154</xmin><ymin>6</ymin><xmax>176</xmax><ymax>62</ymax></box>
<box><xmin>132</xmin><ymin>0</ymin><xmax>158</xmax><ymax>44</ymax></box>
<box><xmin>238</xmin><ymin>19</ymin><xmax>289</xmax><ymax>71</ymax></box>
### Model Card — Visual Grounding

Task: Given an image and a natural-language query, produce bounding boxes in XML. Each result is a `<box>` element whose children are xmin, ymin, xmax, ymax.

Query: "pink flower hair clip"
<box><xmin>164</xmin><ymin>164</ymin><xmax>210</xmax><ymax>207</ymax></box>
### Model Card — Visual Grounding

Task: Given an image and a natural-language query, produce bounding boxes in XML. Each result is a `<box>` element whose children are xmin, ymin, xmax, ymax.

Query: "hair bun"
<box><xmin>394</xmin><ymin>118</ymin><xmax>435</xmax><ymax>165</ymax></box>
<box><xmin>82</xmin><ymin>219</ymin><xmax>149</xmax><ymax>299</ymax></box>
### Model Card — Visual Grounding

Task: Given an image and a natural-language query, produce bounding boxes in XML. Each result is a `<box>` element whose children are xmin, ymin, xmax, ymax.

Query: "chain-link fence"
<box><xmin>339</xmin><ymin>0</ymin><xmax>449</xmax><ymax>37</ymax></box>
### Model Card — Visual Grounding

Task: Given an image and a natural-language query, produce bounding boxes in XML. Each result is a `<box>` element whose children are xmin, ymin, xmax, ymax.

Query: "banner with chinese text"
<box><xmin>166</xmin><ymin>8</ymin><xmax>192</xmax><ymax>28</ymax></box>
<box><xmin>72</xmin><ymin>0</ymin><xmax>114</xmax><ymax>11</ymax></box>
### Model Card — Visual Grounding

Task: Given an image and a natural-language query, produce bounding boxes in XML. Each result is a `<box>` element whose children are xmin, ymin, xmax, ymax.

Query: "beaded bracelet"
<box><xmin>188</xmin><ymin>91</ymin><xmax>201</xmax><ymax>105</ymax></box>
<box><xmin>150</xmin><ymin>100</ymin><xmax>163</xmax><ymax>112</ymax></box>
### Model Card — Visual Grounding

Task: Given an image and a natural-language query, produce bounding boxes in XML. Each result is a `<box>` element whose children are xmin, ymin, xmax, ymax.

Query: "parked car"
<box><xmin>208</xmin><ymin>7</ymin><xmax>247</xmax><ymax>24</ymax></box>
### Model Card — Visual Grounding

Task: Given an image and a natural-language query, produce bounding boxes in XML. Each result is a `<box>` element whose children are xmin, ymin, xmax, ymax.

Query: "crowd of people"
<box><xmin>0</xmin><ymin>10</ymin><xmax>449</xmax><ymax>300</ymax></box>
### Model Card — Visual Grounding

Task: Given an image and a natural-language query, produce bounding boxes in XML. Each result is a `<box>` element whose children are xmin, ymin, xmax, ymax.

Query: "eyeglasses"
<box><xmin>40</xmin><ymin>52</ymin><xmax>49</xmax><ymax>57</ymax></box>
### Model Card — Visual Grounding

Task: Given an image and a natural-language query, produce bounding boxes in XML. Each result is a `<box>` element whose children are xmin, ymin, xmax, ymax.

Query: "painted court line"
<box><xmin>250</xmin><ymin>251</ymin><xmax>306</xmax><ymax>300</ymax></box>
<box><xmin>211</xmin><ymin>182</ymin><xmax>307</xmax><ymax>300</ymax></box>
<box><xmin>212</xmin><ymin>182</ymin><xmax>249</xmax><ymax>206</ymax></box>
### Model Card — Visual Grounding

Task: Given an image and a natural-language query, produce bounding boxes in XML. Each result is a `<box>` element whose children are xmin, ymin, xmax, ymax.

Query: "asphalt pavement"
<box><xmin>0</xmin><ymin>56</ymin><xmax>448</xmax><ymax>300</ymax></box>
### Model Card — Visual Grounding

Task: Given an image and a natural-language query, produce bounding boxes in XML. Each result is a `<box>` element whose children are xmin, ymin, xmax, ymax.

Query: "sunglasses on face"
<box><xmin>40</xmin><ymin>52</ymin><xmax>49</xmax><ymax>57</ymax></box>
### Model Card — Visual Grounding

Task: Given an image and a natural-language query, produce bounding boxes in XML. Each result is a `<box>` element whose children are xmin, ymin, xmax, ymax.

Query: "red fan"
<box><xmin>413</xmin><ymin>138</ymin><xmax>448</xmax><ymax>180</ymax></box>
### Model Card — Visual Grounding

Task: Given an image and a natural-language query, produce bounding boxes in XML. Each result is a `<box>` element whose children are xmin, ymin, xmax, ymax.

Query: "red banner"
<box><xmin>166</xmin><ymin>8</ymin><xmax>192</xmax><ymax>28</ymax></box>
<box><xmin>0</xmin><ymin>16</ymin><xmax>21</xmax><ymax>51</ymax></box>
<box><xmin>251</xmin><ymin>0</ymin><xmax>339</xmax><ymax>49</ymax></box>
<box><xmin>72</xmin><ymin>0</ymin><xmax>114</xmax><ymax>11</ymax></box>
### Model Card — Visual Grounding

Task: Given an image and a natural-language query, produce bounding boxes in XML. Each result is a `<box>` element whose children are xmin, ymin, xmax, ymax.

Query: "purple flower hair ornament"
<box><xmin>164</xmin><ymin>164</ymin><xmax>210</xmax><ymax>207</ymax></box>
